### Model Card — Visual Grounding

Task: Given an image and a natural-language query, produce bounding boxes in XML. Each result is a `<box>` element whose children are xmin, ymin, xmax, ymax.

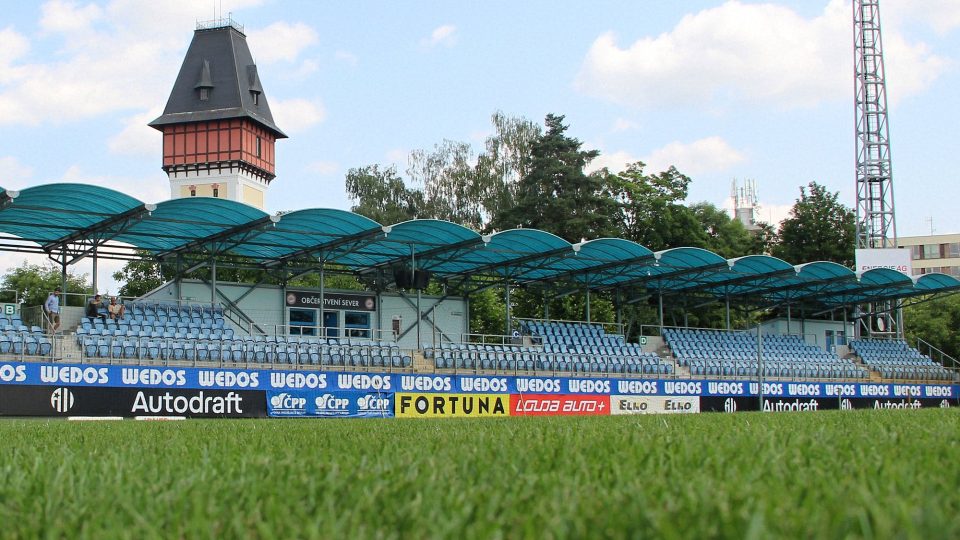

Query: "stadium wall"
<box><xmin>1</xmin><ymin>361</ymin><xmax>954</xmax><ymax>419</ymax></box>
<box><xmin>143</xmin><ymin>280</ymin><xmax>468</xmax><ymax>348</ymax></box>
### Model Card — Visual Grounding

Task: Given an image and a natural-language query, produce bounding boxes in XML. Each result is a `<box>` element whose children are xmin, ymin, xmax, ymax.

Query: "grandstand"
<box><xmin>71</xmin><ymin>300</ymin><xmax>412</xmax><ymax>368</ymax></box>
<box><xmin>850</xmin><ymin>339</ymin><xmax>954</xmax><ymax>381</ymax></box>
<box><xmin>664</xmin><ymin>327</ymin><xmax>868</xmax><ymax>380</ymax></box>
<box><xmin>426</xmin><ymin>320</ymin><xmax>671</xmax><ymax>375</ymax></box>
<box><xmin>2</xmin><ymin>296</ymin><xmax>944</xmax><ymax>383</ymax></box>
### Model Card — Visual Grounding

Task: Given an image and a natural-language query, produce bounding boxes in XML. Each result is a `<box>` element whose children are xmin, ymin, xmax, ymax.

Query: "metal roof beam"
<box><xmin>157</xmin><ymin>214</ymin><xmax>281</xmax><ymax>259</ymax></box>
<box><xmin>261</xmin><ymin>225</ymin><xmax>387</xmax><ymax>268</ymax></box>
<box><xmin>41</xmin><ymin>203</ymin><xmax>156</xmax><ymax>252</ymax></box>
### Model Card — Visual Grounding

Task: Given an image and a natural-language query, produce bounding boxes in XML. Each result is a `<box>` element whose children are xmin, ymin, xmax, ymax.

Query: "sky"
<box><xmin>1</xmin><ymin>0</ymin><xmax>959</xmax><ymax>294</ymax></box>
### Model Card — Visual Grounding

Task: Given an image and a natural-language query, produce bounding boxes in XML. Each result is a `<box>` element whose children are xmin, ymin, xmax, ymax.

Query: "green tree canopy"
<box><xmin>773</xmin><ymin>182</ymin><xmax>856</xmax><ymax>267</ymax></box>
<box><xmin>345</xmin><ymin>164</ymin><xmax>424</xmax><ymax>224</ymax></box>
<box><xmin>2</xmin><ymin>262</ymin><xmax>90</xmax><ymax>307</ymax></box>
<box><xmin>904</xmin><ymin>296</ymin><xmax>960</xmax><ymax>364</ymax></box>
<box><xmin>491</xmin><ymin>114</ymin><xmax>618</xmax><ymax>242</ymax></box>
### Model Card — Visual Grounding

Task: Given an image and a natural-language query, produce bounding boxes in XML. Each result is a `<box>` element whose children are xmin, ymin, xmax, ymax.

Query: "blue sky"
<box><xmin>1</xmin><ymin>0</ymin><xmax>958</xmax><ymax>292</ymax></box>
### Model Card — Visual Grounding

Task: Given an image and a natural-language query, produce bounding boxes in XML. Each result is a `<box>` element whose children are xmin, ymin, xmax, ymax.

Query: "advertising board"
<box><xmin>855</xmin><ymin>248</ymin><xmax>912</xmax><ymax>276</ymax></box>
<box><xmin>267</xmin><ymin>390</ymin><xmax>393</xmax><ymax>418</ymax></box>
<box><xmin>394</xmin><ymin>393</ymin><xmax>509</xmax><ymax>418</ymax></box>
<box><xmin>510</xmin><ymin>394</ymin><xmax>610</xmax><ymax>416</ymax></box>
<box><xmin>0</xmin><ymin>385</ymin><xmax>265</xmax><ymax>418</ymax></box>
<box><xmin>610</xmin><ymin>396</ymin><xmax>699</xmax><ymax>415</ymax></box>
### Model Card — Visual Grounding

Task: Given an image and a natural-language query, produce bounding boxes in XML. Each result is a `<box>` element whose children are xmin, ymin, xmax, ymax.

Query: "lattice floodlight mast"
<box><xmin>854</xmin><ymin>0</ymin><xmax>899</xmax><ymax>337</ymax></box>
<box><xmin>854</xmin><ymin>0</ymin><xmax>897</xmax><ymax>249</ymax></box>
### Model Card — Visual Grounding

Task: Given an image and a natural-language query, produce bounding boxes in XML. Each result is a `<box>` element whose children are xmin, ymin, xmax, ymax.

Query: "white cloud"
<box><xmin>0</xmin><ymin>156</ymin><xmax>35</xmax><ymax>189</ymax></box>
<box><xmin>57</xmin><ymin>164</ymin><xmax>168</xmax><ymax>203</ymax></box>
<box><xmin>40</xmin><ymin>0</ymin><xmax>103</xmax><ymax>33</ymax></box>
<box><xmin>0</xmin><ymin>0</ymin><xmax>270</xmax><ymax>126</ymax></box>
<box><xmin>385</xmin><ymin>149</ymin><xmax>408</xmax><ymax>166</ymax></box>
<box><xmin>307</xmin><ymin>160</ymin><xmax>339</xmax><ymax>175</ymax></box>
<box><xmin>589</xmin><ymin>137</ymin><xmax>744</xmax><ymax>176</ymax></box>
<box><xmin>271</xmin><ymin>98</ymin><xmax>326</xmax><ymax>134</ymax></box>
<box><xmin>885</xmin><ymin>0</ymin><xmax>960</xmax><ymax>35</ymax></box>
<box><xmin>588</xmin><ymin>150</ymin><xmax>640</xmax><ymax>174</ymax></box>
<box><xmin>421</xmin><ymin>24</ymin><xmax>457</xmax><ymax>47</ymax></box>
<box><xmin>612</xmin><ymin>118</ymin><xmax>639</xmax><ymax>132</ymax></box>
<box><xmin>335</xmin><ymin>50</ymin><xmax>358</xmax><ymax>66</ymax></box>
<box><xmin>576</xmin><ymin>0</ymin><xmax>948</xmax><ymax>109</ymax></box>
<box><xmin>645</xmin><ymin>137</ymin><xmax>745</xmax><ymax>176</ymax></box>
<box><xmin>107</xmin><ymin>107</ymin><xmax>162</xmax><ymax>157</ymax></box>
<box><xmin>246</xmin><ymin>21</ymin><xmax>319</xmax><ymax>64</ymax></box>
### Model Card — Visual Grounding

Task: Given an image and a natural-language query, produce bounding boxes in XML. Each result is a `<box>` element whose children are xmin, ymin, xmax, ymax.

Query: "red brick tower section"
<box><xmin>150</xmin><ymin>18</ymin><xmax>286</xmax><ymax>209</ymax></box>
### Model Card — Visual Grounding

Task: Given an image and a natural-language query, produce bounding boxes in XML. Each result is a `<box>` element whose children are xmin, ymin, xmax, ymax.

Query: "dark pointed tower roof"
<box><xmin>149</xmin><ymin>21</ymin><xmax>286</xmax><ymax>138</ymax></box>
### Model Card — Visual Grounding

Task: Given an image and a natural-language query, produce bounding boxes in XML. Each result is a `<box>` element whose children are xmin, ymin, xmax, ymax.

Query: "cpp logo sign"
<box><xmin>270</xmin><ymin>392</ymin><xmax>306</xmax><ymax>412</ymax></box>
<box><xmin>50</xmin><ymin>387</ymin><xmax>75</xmax><ymax>413</ymax></box>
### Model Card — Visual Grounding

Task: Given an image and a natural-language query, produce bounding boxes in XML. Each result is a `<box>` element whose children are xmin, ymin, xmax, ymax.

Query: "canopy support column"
<box><xmin>92</xmin><ymin>244</ymin><xmax>98</xmax><ymax>294</ymax></box>
<box><xmin>319</xmin><ymin>260</ymin><xmax>325</xmax><ymax>338</ymax></box>
<box><xmin>210</xmin><ymin>256</ymin><xmax>217</xmax><ymax>304</ymax></box>
<box><xmin>585</xmin><ymin>289</ymin><xmax>591</xmax><ymax>323</ymax></box>
<box><xmin>725</xmin><ymin>296</ymin><xmax>731</xmax><ymax>330</ymax></box>
<box><xmin>787</xmin><ymin>304</ymin><xmax>792</xmax><ymax>335</ymax></box>
<box><xmin>504</xmin><ymin>282</ymin><xmax>512</xmax><ymax>336</ymax></box>
<box><xmin>411</xmin><ymin>245</ymin><xmax>421</xmax><ymax>349</ymax></box>
<box><xmin>175</xmin><ymin>255</ymin><xmax>182</xmax><ymax>304</ymax></box>
<box><xmin>60</xmin><ymin>251</ymin><xmax>67</xmax><ymax>307</ymax></box>
<box><xmin>658</xmin><ymin>289</ymin><xmax>664</xmax><ymax>333</ymax></box>
<box><xmin>615</xmin><ymin>289</ymin><xmax>623</xmax><ymax>330</ymax></box>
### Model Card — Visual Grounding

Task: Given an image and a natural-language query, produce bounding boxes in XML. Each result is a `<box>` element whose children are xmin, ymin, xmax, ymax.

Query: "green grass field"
<box><xmin>0</xmin><ymin>410</ymin><xmax>957</xmax><ymax>539</ymax></box>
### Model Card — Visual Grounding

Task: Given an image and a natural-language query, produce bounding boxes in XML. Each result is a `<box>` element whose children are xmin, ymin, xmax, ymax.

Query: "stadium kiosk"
<box><xmin>145</xmin><ymin>279</ymin><xmax>468</xmax><ymax>350</ymax></box>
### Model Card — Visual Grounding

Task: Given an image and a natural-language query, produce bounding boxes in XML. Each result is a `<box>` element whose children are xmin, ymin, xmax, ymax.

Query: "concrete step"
<box><xmin>412</xmin><ymin>351</ymin><xmax>432</xmax><ymax>373</ymax></box>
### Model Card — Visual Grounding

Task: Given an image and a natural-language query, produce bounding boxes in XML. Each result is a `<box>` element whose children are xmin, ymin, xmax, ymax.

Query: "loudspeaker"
<box><xmin>393</xmin><ymin>265</ymin><xmax>412</xmax><ymax>289</ymax></box>
<box><xmin>413</xmin><ymin>269</ymin><xmax>431</xmax><ymax>290</ymax></box>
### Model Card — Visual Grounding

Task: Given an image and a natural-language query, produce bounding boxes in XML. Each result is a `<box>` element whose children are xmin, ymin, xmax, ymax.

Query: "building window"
<box><xmin>212</xmin><ymin>183</ymin><xmax>219</xmax><ymax>198</ymax></box>
<box><xmin>252</xmin><ymin>92</ymin><xmax>259</xmax><ymax>106</ymax></box>
<box><xmin>923</xmin><ymin>244</ymin><xmax>940</xmax><ymax>260</ymax></box>
<box><xmin>949</xmin><ymin>243</ymin><xmax>960</xmax><ymax>258</ymax></box>
<box><xmin>910</xmin><ymin>245</ymin><xmax>922</xmax><ymax>260</ymax></box>
<box><xmin>256</xmin><ymin>136</ymin><xmax>262</xmax><ymax>158</ymax></box>
<box><xmin>190</xmin><ymin>189</ymin><xmax>196</xmax><ymax>197</ymax></box>
<box><xmin>199</xmin><ymin>88</ymin><xmax>209</xmax><ymax>101</ymax></box>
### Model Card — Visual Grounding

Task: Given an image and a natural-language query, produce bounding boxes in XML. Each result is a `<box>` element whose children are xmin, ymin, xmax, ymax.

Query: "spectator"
<box><xmin>107</xmin><ymin>297</ymin><xmax>125</xmax><ymax>320</ymax></box>
<box><xmin>44</xmin><ymin>288</ymin><xmax>61</xmax><ymax>333</ymax></box>
<box><xmin>86</xmin><ymin>294</ymin><xmax>106</xmax><ymax>324</ymax></box>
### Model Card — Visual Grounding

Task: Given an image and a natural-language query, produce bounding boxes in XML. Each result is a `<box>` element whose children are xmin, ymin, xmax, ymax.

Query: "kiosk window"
<box><xmin>289</xmin><ymin>308</ymin><xmax>316</xmax><ymax>336</ymax></box>
<box><xmin>345</xmin><ymin>311</ymin><xmax>370</xmax><ymax>338</ymax></box>
<box><xmin>323</xmin><ymin>311</ymin><xmax>339</xmax><ymax>338</ymax></box>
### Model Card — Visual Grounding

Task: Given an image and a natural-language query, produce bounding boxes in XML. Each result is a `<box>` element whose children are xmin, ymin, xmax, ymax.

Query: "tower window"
<box><xmin>256</xmin><ymin>136</ymin><xmax>262</xmax><ymax>158</ymax></box>
<box><xmin>252</xmin><ymin>92</ymin><xmax>259</xmax><ymax>105</ymax></box>
<box><xmin>199</xmin><ymin>88</ymin><xmax>209</xmax><ymax>101</ymax></box>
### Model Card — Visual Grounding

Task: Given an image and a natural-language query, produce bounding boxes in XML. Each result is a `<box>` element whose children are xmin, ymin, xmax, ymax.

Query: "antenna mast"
<box><xmin>854</xmin><ymin>0</ymin><xmax>897</xmax><ymax>249</ymax></box>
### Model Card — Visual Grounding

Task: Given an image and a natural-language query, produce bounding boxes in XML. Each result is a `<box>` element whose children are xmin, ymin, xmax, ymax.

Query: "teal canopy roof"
<box><xmin>0</xmin><ymin>183</ymin><xmax>956</xmax><ymax>309</ymax></box>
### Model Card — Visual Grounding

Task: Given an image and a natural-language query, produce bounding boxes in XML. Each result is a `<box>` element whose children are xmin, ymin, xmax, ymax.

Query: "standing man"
<box><xmin>45</xmin><ymin>288</ymin><xmax>61</xmax><ymax>334</ymax></box>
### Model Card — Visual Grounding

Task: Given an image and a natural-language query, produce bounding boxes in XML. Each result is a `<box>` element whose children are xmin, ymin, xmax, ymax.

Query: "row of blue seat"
<box><xmin>79</xmin><ymin>337</ymin><xmax>411</xmax><ymax>367</ymax></box>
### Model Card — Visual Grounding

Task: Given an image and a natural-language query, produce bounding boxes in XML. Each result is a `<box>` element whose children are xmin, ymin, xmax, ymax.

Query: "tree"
<box><xmin>904</xmin><ymin>296</ymin><xmax>960</xmax><ymax>363</ymax></box>
<box><xmin>773</xmin><ymin>182</ymin><xmax>856</xmax><ymax>267</ymax></box>
<box><xmin>113</xmin><ymin>256</ymin><xmax>174</xmax><ymax>298</ymax></box>
<box><xmin>408</xmin><ymin>140</ymin><xmax>483</xmax><ymax>228</ymax></box>
<box><xmin>491</xmin><ymin>114</ymin><xmax>618</xmax><ymax>242</ymax></box>
<box><xmin>345</xmin><ymin>165</ymin><xmax>425</xmax><ymax>224</ymax></box>
<box><xmin>689</xmin><ymin>202</ymin><xmax>758</xmax><ymax>258</ymax></box>
<box><xmin>2</xmin><ymin>261</ymin><xmax>90</xmax><ymax>307</ymax></box>
<box><xmin>608</xmin><ymin>162</ymin><xmax>704</xmax><ymax>250</ymax></box>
